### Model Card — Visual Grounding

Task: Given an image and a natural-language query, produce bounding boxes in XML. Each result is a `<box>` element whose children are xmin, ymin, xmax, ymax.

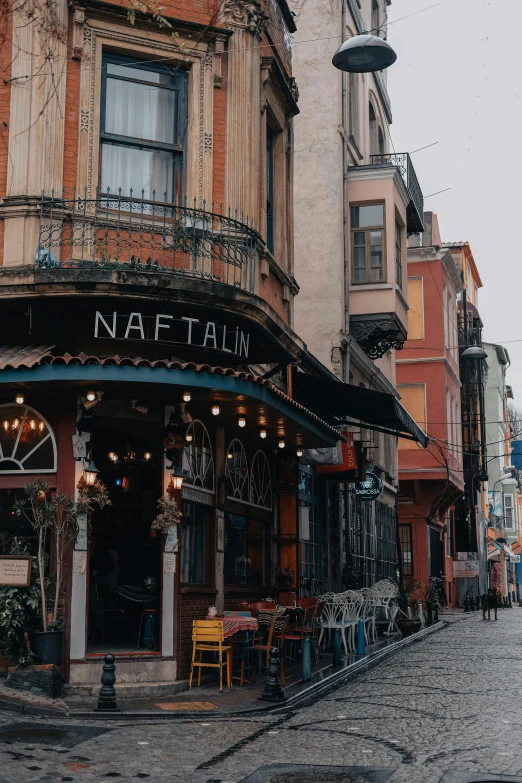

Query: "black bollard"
<box><xmin>463</xmin><ymin>595</ymin><xmax>470</xmax><ymax>613</ymax></box>
<box><xmin>434</xmin><ymin>604</ymin><xmax>439</xmax><ymax>623</ymax></box>
<box><xmin>95</xmin><ymin>653</ymin><xmax>120</xmax><ymax>712</ymax></box>
<box><xmin>426</xmin><ymin>602</ymin><xmax>433</xmax><ymax>625</ymax></box>
<box><xmin>260</xmin><ymin>647</ymin><xmax>286</xmax><ymax>702</ymax></box>
<box><xmin>509</xmin><ymin>596</ymin><xmax>513</xmax><ymax>608</ymax></box>
<box><xmin>477</xmin><ymin>595</ymin><xmax>481</xmax><ymax>611</ymax></box>
<box><xmin>469</xmin><ymin>595</ymin><xmax>475</xmax><ymax>611</ymax></box>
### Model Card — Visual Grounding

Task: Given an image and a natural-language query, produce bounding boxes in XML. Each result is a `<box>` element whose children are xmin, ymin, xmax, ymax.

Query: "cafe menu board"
<box><xmin>0</xmin><ymin>556</ymin><xmax>31</xmax><ymax>587</ymax></box>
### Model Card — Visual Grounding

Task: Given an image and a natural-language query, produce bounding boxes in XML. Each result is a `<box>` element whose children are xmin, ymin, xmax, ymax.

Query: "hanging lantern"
<box><xmin>183</xmin><ymin>390</ymin><xmax>192</xmax><ymax>403</ymax></box>
<box><xmin>211</xmin><ymin>404</ymin><xmax>220</xmax><ymax>416</ymax></box>
<box><xmin>15</xmin><ymin>393</ymin><xmax>25</xmax><ymax>405</ymax></box>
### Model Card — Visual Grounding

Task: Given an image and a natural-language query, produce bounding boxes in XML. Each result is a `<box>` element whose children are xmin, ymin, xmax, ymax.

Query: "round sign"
<box><xmin>353</xmin><ymin>470</ymin><xmax>383</xmax><ymax>502</ymax></box>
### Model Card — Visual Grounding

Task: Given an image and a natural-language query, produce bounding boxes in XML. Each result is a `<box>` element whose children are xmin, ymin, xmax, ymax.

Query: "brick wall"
<box><xmin>178</xmin><ymin>589</ymin><xmax>218</xmax><ymax>679</ymax></box>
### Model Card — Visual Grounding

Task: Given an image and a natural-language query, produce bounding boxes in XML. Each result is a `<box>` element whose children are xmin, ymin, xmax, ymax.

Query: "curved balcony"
<box><xmin>34</xmin><ymin>190</ymin><xmax>258</xmax><ymax>293</ymax></box>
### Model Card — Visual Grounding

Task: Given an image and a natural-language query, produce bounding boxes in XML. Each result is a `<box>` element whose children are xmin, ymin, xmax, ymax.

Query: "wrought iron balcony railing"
<box><xmin>370</xmin><ymin>153</ymin><xmax>424</xmax><ymax>235</ymax></box>
<box><xmin>34</xmin><ymin>190</ymin><xmax>259</xmax><ymax>293</ymax></box>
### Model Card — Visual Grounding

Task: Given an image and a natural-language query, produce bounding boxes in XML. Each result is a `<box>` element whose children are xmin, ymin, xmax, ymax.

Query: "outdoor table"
<box><xmin>207</xmin><ymin>615</ymin><xmax>259</xmax><ymax>685</ymax></box>
<box><xmin>209</xmin><ymin>615</ymin><xmax>258</xmax><ymax>638</ymax></box>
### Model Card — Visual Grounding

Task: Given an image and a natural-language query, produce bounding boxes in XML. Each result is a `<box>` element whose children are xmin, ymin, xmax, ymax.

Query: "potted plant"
<box><xmin>14</xmin><ymin>477</ymin><xmax>110</xmax><ymax>665</ymax></box>
<box><xmin>396</xmin><ymin>579</ymin><xmax>421</xmax><ymax>637</ymax></box>
<box><xmin>150</xmin><ymin>489</ymin><xmax>183</xmax><ymax>542</ymax></box>
<box><xmin>0</xmin><ymin>568</ymin><xmax>40</xmax><ymax>666</ymax></box>
<box><xmin>275</xmin><ymin>567</ymin><xmax>294</xmax><ymax>590</ymax></box>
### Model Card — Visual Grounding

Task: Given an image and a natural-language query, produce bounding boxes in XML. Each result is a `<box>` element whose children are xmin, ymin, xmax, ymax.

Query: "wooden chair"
<box><xmin>247</xmin><ymin>613</ymin><xmax>288</xmax><ymax>685</ymax></box>
<box><xmin>250</xmin><ymin>600</ymin><xmax>277</xmax><ymax>617</ymax></box>
<box><xmin>278</xmin><ymin>591</ymin><xmax>297</xmax><ymax>606</ymax></box>
<box><xmin>189</xmin><ymin>620</ymin><xmax>232</xmax><ymax>692</ymax></box>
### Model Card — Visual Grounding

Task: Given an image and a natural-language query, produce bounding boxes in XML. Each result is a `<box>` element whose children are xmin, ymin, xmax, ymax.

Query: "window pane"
<box><xmin>224</xmin><ymin>513</ymin><xmax>265</xmax><ymax>586</ymax></box>
<box><xmin>107</xmin><ymin>63</ymin><xmax>174</xmax><ymax>85</ymax></box>
<box><xmin>101</xmin><ymin>142</ymin><xmax>174</xmax><ymax>201</ymax></box>
<box><xmin>351</xmin><ymin>204</ymin><xmax>384</xmax><ymax>228</ymax></box>
<box><xmin>181</xmin><ymin>503</ymin><xmax>206</xmax><ymax>584</ymax></box>
<box><xmin>105</xmin><ymin>77</ymin><xmax>176</xmax><ymax>144</ymax></box>
<box><xmin>353</xmin><ymin>246</ymin><xmax>366</xmax><ymax>268</ymax></box>
<box><xmin>353</xmin><ymin>231</ymin><xmax>366</xmax><ymax>247</ymax></box>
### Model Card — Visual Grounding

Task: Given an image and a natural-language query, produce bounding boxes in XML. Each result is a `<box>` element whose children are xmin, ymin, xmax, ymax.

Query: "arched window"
<box><xmin>225</xmin><ymin>439</ymin><xmax>249</xmax><ymax>502</ymax></box>
<box><xmin>183</xmin><ymin>420</ymin><xmax>214</xmax><ymax>491</ymax></box>
<box><xmin>369</xmin><ymin>102</ymin><xmax>378</xmax><ymax>156</ymax></box>
<box><xmin>0</xmin><ymin>404</ymin><xmax>56</xmax><ymax>474</ymax></box>
<box><xmin>378</xmin><ymin>126</ymin><xmax>385</xmax><ymax>154</ymax></box>
<box><xmin>250</xmin><ymin>451</ymin><xmax>272</xmax><ymax>510</ymax></box>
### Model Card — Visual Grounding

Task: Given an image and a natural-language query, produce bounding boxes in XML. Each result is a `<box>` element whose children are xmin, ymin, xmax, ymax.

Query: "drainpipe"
<box><xmin>341</xmin><ymin>0</ymin><xmax>349</xmax><ymax>373</ymax></box>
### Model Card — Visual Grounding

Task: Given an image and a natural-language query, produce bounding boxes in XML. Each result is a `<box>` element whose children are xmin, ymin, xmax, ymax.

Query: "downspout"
<box><xmin>341</xmin><ymin>0</ymin><xmax>349</xmax><ymax>365</ymax></box>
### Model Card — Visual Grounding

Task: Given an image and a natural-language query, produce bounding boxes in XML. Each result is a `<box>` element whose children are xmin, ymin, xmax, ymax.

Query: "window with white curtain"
<box><xmin>100</xmin><ymin>55</ymin><xmax>187</xmax><ymax>202</ymax></box>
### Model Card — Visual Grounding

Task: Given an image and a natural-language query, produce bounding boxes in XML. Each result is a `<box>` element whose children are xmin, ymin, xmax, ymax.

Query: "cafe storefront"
<box><xmin>0</xmin><ymin>283</ymin><xmax>341</xmax><ymax>684</ymax></box>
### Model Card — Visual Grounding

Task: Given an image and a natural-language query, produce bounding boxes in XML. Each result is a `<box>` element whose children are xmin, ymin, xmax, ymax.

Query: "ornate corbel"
<box><xmin>72</xmin><ymin>7</ymin><xmax>85</xmax><ymax>60</ymax></box>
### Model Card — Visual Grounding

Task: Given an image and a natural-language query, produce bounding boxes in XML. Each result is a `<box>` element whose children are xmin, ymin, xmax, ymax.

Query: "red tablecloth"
<box><xmin>208</xmin><ymin>616</ymin><xmax>258</xmax><ymax>638</ymax></box>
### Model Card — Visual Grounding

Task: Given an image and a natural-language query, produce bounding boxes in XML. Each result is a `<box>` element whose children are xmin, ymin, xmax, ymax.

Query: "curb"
<box><xmin>67</xmin><ymin>621</ymin><xmax>446</xmax><ymax>721</ymax></box>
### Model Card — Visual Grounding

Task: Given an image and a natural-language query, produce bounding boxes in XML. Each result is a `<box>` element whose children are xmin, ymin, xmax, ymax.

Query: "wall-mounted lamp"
<box><xmin>171</xmin><ymin>465</ymin><xmax>184</xmax><ymax>491</ymax></box>
<box><xmin>86</xmin><ymin>390</ymin><xmax>96</xmax><ymax>402</ymax></box>
<box><xmin>84</xmin><ymin>460</ymin><xmax>100</xmax><ymax>486</ymax></box>
<box><xmin>108</xmin><ymin>451</ymin><xmax>119</xmax><ymax>463</ymax></box>
<box><xmin>185</xmin><ymin>432</ymin><xmax>193</xmax><ymax>443</ymax></box>
<box><xmin>143</xmin><ymin>452</ymin><xmax>152</xmax><ymax>462</ymax></box>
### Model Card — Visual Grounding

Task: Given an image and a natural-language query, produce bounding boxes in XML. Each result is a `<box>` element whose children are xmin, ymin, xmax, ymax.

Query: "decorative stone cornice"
<box><xmin>261</xmin><ymin>56</ymin><xmax>299</xmax><ymax>116</ymax></box>
<box><xmin>220</xmin><ymin>0</ymin><xmax>268</xmax><ymax>37</ymax></box>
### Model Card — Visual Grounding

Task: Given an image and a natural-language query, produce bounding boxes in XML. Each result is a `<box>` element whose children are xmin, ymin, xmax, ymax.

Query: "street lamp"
<box><xmin>332</xmin><ymin>34</ymin><xmax>397</xmax><ymax>73</ymax></box>
<box><xmin>461</xmin><ymin>346</ymin><xmax>488</xmax><ymax>361</ymax></box>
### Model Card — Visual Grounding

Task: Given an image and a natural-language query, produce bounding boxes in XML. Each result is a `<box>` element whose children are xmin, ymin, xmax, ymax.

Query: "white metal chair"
<box><xmin>360</xmin><ymin>587</ymin><xmax>378</xmax><ymax>644</ymax></box>
<box><xmin>339</xmin><ymin>590</ymin><xmax>365</xmax><ymax>652</ymax></box>
<box><xmin>318</xmin><ymin>595</ymin><xmax>352</xmax><ymax>655</ymax></box>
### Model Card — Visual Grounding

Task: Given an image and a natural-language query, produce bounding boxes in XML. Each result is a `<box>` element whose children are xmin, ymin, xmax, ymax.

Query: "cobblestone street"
<box><xmin>1</xmin><ymin>611</ymin><xmax>521</xmax><ymax>782</ymax></box>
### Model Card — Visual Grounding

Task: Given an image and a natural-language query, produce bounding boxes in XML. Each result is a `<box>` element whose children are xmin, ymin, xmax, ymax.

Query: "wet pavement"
<box><xmin>1</xmin><ymin>609</ymin><xmax>520</xmax><ymax>783</ymax></box>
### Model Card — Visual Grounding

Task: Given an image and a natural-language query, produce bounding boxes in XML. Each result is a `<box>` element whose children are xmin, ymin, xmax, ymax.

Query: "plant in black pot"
<box><xmin>0</xmin><ymin>566</ymin><xmax>40</xmax><ymax>666</ymax></box>
<box><xmin>14</xmin><ymin>480</ymin><xmax>80</xmax><ymax>665</ymax></box>
<box><xmin>396</xmin><ymin>579</ymin><xmax>421</xmax><ymax>638</ymax></box>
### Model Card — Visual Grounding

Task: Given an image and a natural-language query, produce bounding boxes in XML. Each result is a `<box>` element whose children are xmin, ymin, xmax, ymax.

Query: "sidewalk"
<box><xmin>63</xmin><ymin>621</ymin><xmax>447</xmax><ymax>719</ymax></box>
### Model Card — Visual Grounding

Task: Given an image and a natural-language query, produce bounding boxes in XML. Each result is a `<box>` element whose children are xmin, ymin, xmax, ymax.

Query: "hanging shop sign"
<box><xmin>510</xmin><ymin>555</ymin><xmax>521</xmax><ymax>564</ymax></box>
<box><xmin>353</xmin><ymin>470</ymin><xmax>383</xmax><ymax>502</ymax></box>
<box><xmin>310</xmin><ymin>434</ymin><xmax>363</xmax><ymax>482</ymax></box>
<box><xmin>0</xmin><ymin>556</ymin><xmax>31</xmax><ymax>586</ymax></box>
<box><xmin>94</xmin><ymin>310</ymin><xmax>251</xmax><ymax>359</ymax></box>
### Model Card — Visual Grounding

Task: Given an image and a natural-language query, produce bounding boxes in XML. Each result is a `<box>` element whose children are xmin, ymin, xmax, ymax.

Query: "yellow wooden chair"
<box><xmin>189</xmin><ymin>620</ymin><xmax>232</xmax><ymax>692</ymax></box>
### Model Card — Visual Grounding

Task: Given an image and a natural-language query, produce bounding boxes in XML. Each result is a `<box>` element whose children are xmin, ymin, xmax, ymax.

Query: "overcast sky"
<box><xmin>387</xmin><ymin>0</ymin><xmax>522</xmax><ymax>402</ymax></box>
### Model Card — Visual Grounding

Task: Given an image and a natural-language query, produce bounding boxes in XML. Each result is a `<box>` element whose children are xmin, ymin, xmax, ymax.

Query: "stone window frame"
<box><xmin>75</xmin><ymin>15</ymin><xmax>219</xmax><ymax>207</ymax></box>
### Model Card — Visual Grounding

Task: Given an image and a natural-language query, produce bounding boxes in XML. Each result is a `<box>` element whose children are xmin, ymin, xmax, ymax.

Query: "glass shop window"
<box><xmin>224</xmin><ymin>513</ymin><xmax>266</xmax><ymax>586</ymax></box>
<box><xmin>180</xmin><ymin>502</ymin><xmax>206</xmax><ymax>584</ymax></box>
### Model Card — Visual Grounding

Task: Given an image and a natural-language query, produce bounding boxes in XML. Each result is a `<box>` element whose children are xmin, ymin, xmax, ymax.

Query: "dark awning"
<box><xmin>292</xmin><ymin>371</ymin><xmax>429</xmax><ymax>448</ymax></box>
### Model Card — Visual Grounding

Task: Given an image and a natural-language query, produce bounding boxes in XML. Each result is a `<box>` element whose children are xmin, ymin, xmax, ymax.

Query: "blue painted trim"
<box><xmin>0</xmin><ymin>364</ymin><xmax>337</xmax><ymax>444</ymax></box>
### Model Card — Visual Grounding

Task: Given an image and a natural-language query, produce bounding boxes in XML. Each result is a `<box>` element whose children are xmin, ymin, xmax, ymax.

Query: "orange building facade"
<box><xmin>396</xmin><ymin>214</ymin><xmax>464</xmax><ymax>606</ymax></box>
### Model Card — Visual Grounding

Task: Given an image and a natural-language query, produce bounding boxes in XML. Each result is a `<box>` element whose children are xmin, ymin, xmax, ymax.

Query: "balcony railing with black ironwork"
<box><xmin>34</xmin><ymin>190</ymin><xmax>259</xmax><ymax>294</ymax></box>
<box><xmin>370</xmin><ymin>153</ymin><xmax>424</xmax><ymax>235</ymax></box>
